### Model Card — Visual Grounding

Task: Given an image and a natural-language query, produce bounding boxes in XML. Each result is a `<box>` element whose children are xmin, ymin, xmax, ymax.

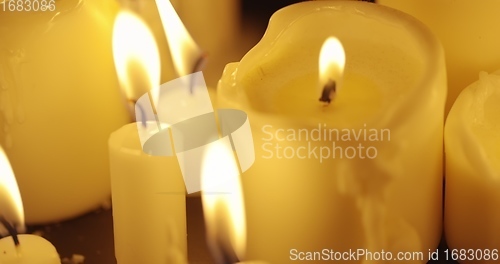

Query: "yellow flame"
<box><xmin>155</xmin><ymin>0</ymin><xmax>203</xmax><ymax>76</ymax></box>
<box><xmin>112</xmin><ymin>11</ymin><xmax>161</xmax><ymax>103</ymax></box>
<box><xmin>0</xmin><ymin>147</ymin><xmax>24</xmax><ymax>228</ymax></box>
<box><xmin>319</xmin><ymin>37</ymin><xmax>345</xmax><ymax>96</ymax></box>
<box><xmin>201</xmin><ymin>140</ymin><xmax>246</xmax><ymax>260</ymax></box>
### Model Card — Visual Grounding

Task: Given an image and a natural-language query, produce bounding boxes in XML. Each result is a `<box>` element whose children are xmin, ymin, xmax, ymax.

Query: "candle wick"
<box><xmin>319</xmin><ymin>79</ymin><xmax>336</xmax><ymax>104</ymax></box>
<box><xmin>216</xmin><ymin>236</ymin><xmax>240</xmax><ymax>264</ymax></box>
<box><xmin>0</xmin><ymin>216</ymin><xmax>20</xmax><ymax>247</ymax></box>
<box><xmin>129</xmin><ymin>99</ymin><xmax>148</xmax><ymax>127</ymax></box>
<box><xmin>189</xmin><ymin>52</ymin><xmax>209</xmax><ymax>94</ymax></box>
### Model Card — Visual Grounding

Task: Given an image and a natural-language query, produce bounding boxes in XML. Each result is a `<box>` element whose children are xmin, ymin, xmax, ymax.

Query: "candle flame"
<box><xmin>319</xmin><ymin>37</ymin><xmax>345</xmax><ymax>102</ymax></box>
<box><xmin>201</xmin><ymin>140</ymin><xmax>246</xmax><ymax>262</ymax></box>
<box><xmin>0</xmin><ymin>147</ymin><xmax>24</xmax><ymax>229</ymax></box>
<box><xmin>155</xmin><ymin>0</ymin><xmax>203</xmax><ymax>76</ymax></box>
<box><xmin>112</xmin><ymin>11</ymin><xmax>161</xmax><ymax>104</ymax></box>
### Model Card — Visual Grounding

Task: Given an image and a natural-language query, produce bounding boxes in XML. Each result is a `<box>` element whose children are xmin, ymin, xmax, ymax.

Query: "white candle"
<box><xmin>217</xmin><ymin>1</ymin><xmax>446</xmax><ymax>262</ymax></box>
<box><xmin>0</xmin><ymin>235</ymin><xmax>60</xmax><ymax>264</ymax></box>
<box><xmin>0</xmin><ymin>0</ymin><xmax>129</xmax><ymax>224</ymax></box>
<box><xmin>444</xmin><ymin>70</ymin><xmax>500</xmax><ymax>259</ymax></box>
<box><xmin>109</xmin><ymin>70</ymin><xmax>253</xmax><ymax>263</ymax></box>
<box><xmin>377</xmin><ymin>0</ymin><xmax>500</xmax><ymax>114</ymax></box>
<box><xmin>0</xmin><ymin>147</ymin><xmax>60</xmax><ymax>264</ymax></box>
<box><xmin>153</xmin><ymin>0</ymin><xmax>218</xmax><ymax>106</ymax></box>
<box><xmin>116</xmin><ymin>0</ymin><xmax>241</xmax><ymax>86</ymax></box>
<box><xmin>109</xmin><ymin>122</ymin><xmax>187</xmax><ymax>264</ymax></box>
<box><xmin>201</xmin><ymin>139</ymin><xmax>246</xmax><ymax>264</ymax></box>
<box><xmin>174</xmin><ymin>0</ymin><xmax>241</xmax><ymax>85</ymax></box>
<box><xmin>110</xmin><ymin>11</ymin><xmax>187</xmax><ymax>264</ymax></box>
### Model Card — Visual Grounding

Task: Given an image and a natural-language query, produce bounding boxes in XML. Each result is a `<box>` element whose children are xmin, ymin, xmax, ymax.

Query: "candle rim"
<box><xmin>222</xmin><ymin>0</ymin><xmax>446</xmax><ymax>130</ymax></box>
<box><xmin>445</xmin><ymin>70</ymin><xmax>500</xmax><ymax>179</ymax></box>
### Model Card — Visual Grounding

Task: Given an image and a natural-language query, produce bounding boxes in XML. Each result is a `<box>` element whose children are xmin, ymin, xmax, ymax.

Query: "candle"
<box><xmin>201</xmin><ymin>139</ymin><xmax>267</xmax><ymax>264</ymax></box>
<box><xmin>0</xmin><ymin>0</ymin><xmax>130</xmax><ymax>224</ymax></box>
<box><xmin>109</xmin><ymin>73</ymin><xmax>254</xmax><ymax>263</ymax></box>
<box><xmin>116</xmin><ymin>0</ymin><xmax>241</xmax><ymax>87</ymax></box>
<box><xmin>444</xmin><ymin>70</ymin><xmax>500</xmax><ymax>261</ymax></box>
<box><xmin>201</xmin><ymin>139</ymin><xmax>246</xmax><ymax>263</ymax></box>
<box><xmin>0</xmin><ymin>235</ymin><xmax>60</xmax><ymax>264</ymax></box>
<box><xmin>109</xmin><ymin>122</ymin><xmax>187</xmax><ymax>264</ymax></box>
<box><xmin>217</xmin><ymin>1</ymin><xmax>446</xmax><ymax>263</ymax></box>
<box><xmin>173</xmin><ymin>0</ymin><xmax>241</xmax><ymax>86</ymax></box>
<box><xmin>0</xmin><ymin>146</ymin><xmax>60</xmax><ymax>264</ymax></box>
<box><xmin>377</xmin><ymin>0</ymin><xmax>500</xmax><ymax>114</ymax></box>
<box><xmin>117</xmin><ymin>0</ymin><xmax>218</xmax><ymax>108</ymax></box>
<box><xmin>154</xmin><ymin>0</ymin><xmax>205</xmax><ymax>78</ymax></box>
<box><xmin>173</xmin><ymin>0</ymin><xmax>239</xmax><ymax>57</ymax></box>
<box><xmin>109</xmin><ymin>11</ymin><xmax>187</xmax><ymax>264</ymax></box>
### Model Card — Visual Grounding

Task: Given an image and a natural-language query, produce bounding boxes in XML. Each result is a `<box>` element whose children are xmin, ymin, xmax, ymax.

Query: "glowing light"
<box><xmin>112</xmin><ymin>11</ymin><xmax>161</xmax><ymax>103</ymax></box>
<box><xmin>201</xmin><ymin>139</ymin><xmax>246</xmax><ymax>261</ymax></box>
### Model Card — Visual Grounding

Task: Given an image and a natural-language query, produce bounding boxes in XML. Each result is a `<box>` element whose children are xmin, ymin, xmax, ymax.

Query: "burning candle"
<box><xmin>154</xmin><ymin>0</ymin><xmax>206</xmax><ymax>78</ymax></box>
<box><xmin>109</xmin><ymin>122</ymin><xmax>188</xmax><ymax>264</ymax></box>
<box><xmin>217</xmin><ymin>1</ymin><xmax>446</xmax><ymax>262</ymax></box>
<box><xmin>201</xmin><ymin>139</ymin><xmax>246</xmax><ymax>263</ymax></box>
<box><xmin>0</xmin><ymin>146</ymin><xmax>60</xmax><ymax>264</ymax></box>
<box><xmin>444</xmin><ymin>70</ymin><xmax>500</xmax><ymax>259</ymax></box>
<box><xmin>0</xmin><ymin>0</ymin><xmax>129</xmax><ymax>224</ymax></box>
<box><xmin>154</xmin><ymin>0</ymin><xmax>217</xmax><ymax>107</ymax></box>
<box><xmin>115</xmin><ymin>0</ymin><xmax>213</xmax><ymax>115</ymax></box>
<box><xmin>172</xmin><ymin>0</ymin><xmax>241</xmax><ymax>86</ymax></box>
<box><xmin>109</xmin><ymin>11</ymin><xmax>187</xmax><ymax>264</ymax></box>
<box><xmin>201</xmin><ymin>140</ymin><xmax>267</xmax><ymax>264</ymax></box>
<box><xmin>116</xmin><ymin>0</ymin><xmax>239</xmax><ymax>86</ymax></box>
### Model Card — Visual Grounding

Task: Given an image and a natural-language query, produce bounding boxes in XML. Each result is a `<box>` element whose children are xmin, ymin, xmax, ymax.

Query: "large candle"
<box><xmin>444</xmin><ymin>70</ymin><xmax>500</xmax><ymax>263</ymax></box>
<box><xmin>110</xmin><ymin>11</ymin><xmax>187</xmax><ymax>264</ymax></box>
<box><xmin>0</xmin><ymin>146</ymin><xmax>60</xmax><ymax>264</ymax></box>
<box><xmin>217</xmin><ymin>1</ymin><xmax>446</xmax><ymax>263</ymax></box>
<box><xmin>0</xmin><ymin>0</ymin><xmax>129</xmax><ymax>223</ymax></box>
<box><xmin>377</xmin><ymin>0</ymin><xmax>500</xmax><ymax>114</ymax></box>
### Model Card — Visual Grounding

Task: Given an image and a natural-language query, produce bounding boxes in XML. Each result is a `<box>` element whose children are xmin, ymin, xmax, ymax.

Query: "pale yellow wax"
<box><xmin>0</xmin><ymin>0</ymin><xmax>130</xmax><ymax>223</ymax></box>
<box><xmin>217</xmin><ymin>1</ymin><xmax>446</xmax><ymax>263</ymax></box>
<box><xmin>0</xmin><ymin>235</ymin><xmax>60</xmax><ymax>264</ymax></box>
<box><xmin>108</xmin><ymin>122</ymin><xmax>187</xmax><ymax>264</ymax></box>
<box><xmin>117</xmin><ymin>0</ymin><xmax>241</xmax><ymax>87</ymax></box>
<box><xmin>444</xmin><ymin>70</ymin><xmax>500</xmax><ymax>263</ymax></box>
<box><xmin>377</xmin><ymin>0</ymin><xmax>500</xmax><ymax>114</ymax></box>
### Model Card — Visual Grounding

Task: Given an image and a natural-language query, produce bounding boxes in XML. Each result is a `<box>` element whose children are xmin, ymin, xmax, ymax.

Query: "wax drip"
<box><xmin>0</xmin><ymin>48</ymin><xmax>29</xmax><ymax>148</ymax></box>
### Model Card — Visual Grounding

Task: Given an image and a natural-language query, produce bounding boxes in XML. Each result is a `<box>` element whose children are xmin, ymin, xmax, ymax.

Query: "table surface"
<box><xmin>28</xmin><ymin>197</ymin><xmax>215</xmax><ymax>264</ymax></box>
<box><xmin>26</xmin><ymin>197</ymin><xmax>458</xmax><ymax>264</ymax></box>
